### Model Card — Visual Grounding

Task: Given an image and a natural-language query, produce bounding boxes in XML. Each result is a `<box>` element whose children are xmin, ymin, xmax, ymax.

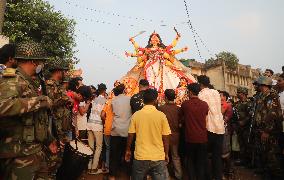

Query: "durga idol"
<box><xmin>122</xmin><ymin>29</ymin><xmax>196</xmax><ymax>96</ymax></box>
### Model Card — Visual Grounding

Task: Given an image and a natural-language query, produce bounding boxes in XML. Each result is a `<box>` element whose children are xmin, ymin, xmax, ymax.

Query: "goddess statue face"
<box><xmin>150</xmin><ymin>34</ymin><xmax>160</xmax><ymax>45</ymax></box>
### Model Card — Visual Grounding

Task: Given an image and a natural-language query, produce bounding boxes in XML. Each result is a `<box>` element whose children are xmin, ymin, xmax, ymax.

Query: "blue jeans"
<box><xmin>104</xmin><ymin>135</ymin><xmax>111</xmax><ymax>168</ymax></box>
<box><xmin>65</xmin><ymin>131</ymin><xmax>73</xmax><ymax>141</ymax></box>
<box><xmin>132</xmin><ymin>159</ymin><xmax>167</xmax><ymax>180</ymax></box>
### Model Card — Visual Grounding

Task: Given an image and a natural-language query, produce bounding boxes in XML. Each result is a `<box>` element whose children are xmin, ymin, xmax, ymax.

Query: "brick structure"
<box><xmin>181</xmin><ymin>59</ymin><xmax>261</xmax><ymax>98</ymax></box>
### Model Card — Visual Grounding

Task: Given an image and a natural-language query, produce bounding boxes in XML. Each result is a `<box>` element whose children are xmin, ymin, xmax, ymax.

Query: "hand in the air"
<box><xmin>125</xmin><ymin>51</ymin><xmax>130</xmax><ymax>57</ymax></box>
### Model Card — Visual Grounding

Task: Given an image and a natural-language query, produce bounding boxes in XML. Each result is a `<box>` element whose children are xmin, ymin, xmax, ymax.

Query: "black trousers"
<box><xmin>207</xmin><ymin>131</ymin><xmax>224</xmax><ymax>180</ymax></box>
<box><xmin>109</xmin><ymin>136</ymin><xmax>127</xmax><ymax>176</ymax></box>
<box><xmin>186</xmin><ymin>143</ymin><xmax>207</xmax><ymax>180</ymax></box>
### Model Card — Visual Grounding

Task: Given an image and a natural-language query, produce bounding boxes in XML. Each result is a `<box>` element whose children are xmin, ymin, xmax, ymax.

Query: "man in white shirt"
<box><xmin>87</xmin><ymin>83</ymin><xmax>107</xmax><ymax>174</ymax></box>
<box><xmin>197</xmin><ymin>75</ymin><xmax>224</xmax><ymax>180</ymax></box>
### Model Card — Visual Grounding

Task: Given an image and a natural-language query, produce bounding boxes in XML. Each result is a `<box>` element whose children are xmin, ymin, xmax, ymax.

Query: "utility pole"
<box><xmin>0</xmin><ymin>0</ymin><xmax>7</xmax><ymax>34</ymax></box>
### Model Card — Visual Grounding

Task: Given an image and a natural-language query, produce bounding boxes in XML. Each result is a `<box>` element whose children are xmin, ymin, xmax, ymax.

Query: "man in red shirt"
<box><xmin>181</xmin><ymin>83</ymin><xmax>209</xmax><ymax>180</ymax></box>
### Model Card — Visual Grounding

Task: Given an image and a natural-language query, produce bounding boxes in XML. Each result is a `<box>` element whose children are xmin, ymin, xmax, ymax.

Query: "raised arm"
<box><xmin>125</xmin><ymin>51</ymin><xmax>138</xmax><ymax>58</ymax></box>
<box><xmin>171</xmin><ymin>47</ymin><xmax>188</xmax><ymax>56</ymax></box>
<box><xmin>129</xmin><ymin>38</ymin><xmax>140</xmax><ymax>50</ymax></box>
<box><xmin>169</xmin><ymin>33</ymin><xmax>181</xmax><ymax>48</ymax></box>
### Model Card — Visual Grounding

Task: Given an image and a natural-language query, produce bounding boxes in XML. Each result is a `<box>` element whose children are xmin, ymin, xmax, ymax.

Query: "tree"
<box><xmin>206</xmin><ymin>51</ymin><xmax>239</xmax><ymax>70</ymax></box>
<box><xmin>0</xmin><ymin>0</ymin><xmax>6</xmax><ymax>33</ymax></box>
<box><xmin>2</xmin><ymin>0</ymin><xmax>77</xmax><ymax>66</ymax></box>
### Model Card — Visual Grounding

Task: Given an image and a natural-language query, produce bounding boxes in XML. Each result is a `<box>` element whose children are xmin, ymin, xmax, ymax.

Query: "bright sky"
<box><xmin>46</xmin><ymin>0</ymin><xmax>284</xmax><ymax>88</ymax></box>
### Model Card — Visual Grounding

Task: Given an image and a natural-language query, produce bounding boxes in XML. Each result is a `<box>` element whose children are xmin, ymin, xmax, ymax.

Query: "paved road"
<box><xmin>80</xmin><ymin>166</ymin><xmax>261</xmax><ymax>180</ymax></box>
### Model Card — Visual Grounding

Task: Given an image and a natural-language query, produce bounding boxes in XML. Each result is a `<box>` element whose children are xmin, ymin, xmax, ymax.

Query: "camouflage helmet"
<box><xmin>237</xmin><ymin>86</ymin><xmax>248</xmax><ymax>95</ymax></box>
<box><xmin>48</xmin><ymin>58</ymin><xmax>69</xmax><ymax>71</ymax></box>
<box><xmin>62</xmin><ymin>76</ymin><xmax>71</xmax><ymax>83</ymax></box>
<box><xmin>252</xmin><ymin>79</ymin><xmax>258</xmax><ymax>85</ymax></box>
<box><xmin>256</xmin><ymin>76</ymin><xmax>272</xmax><ymax>86</ymax></box>
<box><xmin>14</xmin><ymin>40</ymin><xmax>49</xmax><ymax>60</ymax></box>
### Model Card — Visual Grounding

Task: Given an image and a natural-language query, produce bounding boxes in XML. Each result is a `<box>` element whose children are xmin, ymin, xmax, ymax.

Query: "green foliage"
<box><xmin>204</xmin><ymin>57</ymin><xmax>218</xmax><ymax>68</ymax></box>
<box><xmin>216</xmin><ymin>51</ymin><xmax>239</xmax><ymax>70</ymax></box>
<box><xmin>206</xmin><ymin>51</ymin><xmax>239</xmax><ymax>70</ymax></box>
<box><xmin>3</xmin><ymin>0</ymin><xmax>77</xmax><ymax>66</ymax></box>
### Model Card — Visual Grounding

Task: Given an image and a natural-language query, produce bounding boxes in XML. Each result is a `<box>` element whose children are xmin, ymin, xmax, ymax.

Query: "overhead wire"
<box><xmin>77</xmin><ymin>29</ymin><xmax>134</xmax><ymax>67</ymax></box>
<box><xmin>183</xmin><ymin>0</ymin><xmax>203</xmax><ymax>61</ymax></box>
<box><xmin>184</xmin><ymin>1</ymin><xmax>214</xmax><ymax>57</ymax></box>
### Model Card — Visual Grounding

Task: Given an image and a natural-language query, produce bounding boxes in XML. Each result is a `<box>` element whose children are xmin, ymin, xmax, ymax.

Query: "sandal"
<box><xmin>88</xmin><ymin>168</ymin><xmax>100</xmax><ymax>175</ymax></box>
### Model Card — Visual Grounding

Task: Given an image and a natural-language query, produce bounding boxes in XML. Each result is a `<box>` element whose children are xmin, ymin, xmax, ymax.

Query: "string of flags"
<box><xmin>49</xmin><ymin>0</ymin><xmax>214</xmax><ymax>61</ymax></box>
<box><xmin>183</xmin><ymin>0</ymin><xmax>203</xmax><ymax>61</ymax></box>
<box><xmin>183</xmin><ymin>0</ymin><xmax>214</xmax><ymax>59</ymax></box>
<box><xmin>77</xmin><ymin>29</ymin><xmax>134</xmax><ymax>67</ymax></box>
<box><xmin>183</xmin><ymin>0</ymin><xmax>214</xmax><ymax>57</ymax></box>
<box><xmin>56</xmin><ymin>0</ymin><xmax>160</xmax><ymax>23</ymax></box>
<box><xmin>50</xmin><ymin>0</ymin><xmax>189</xmax><ymax>28</ymax></box>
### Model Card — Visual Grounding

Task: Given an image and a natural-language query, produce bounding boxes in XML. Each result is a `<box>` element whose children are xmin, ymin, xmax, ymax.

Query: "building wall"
<box><xmin>0</xmin><ymin>35</ymin><xmax>9</xmax><ymax>48</ymax></box>
<box><xmin>191</xmin><ymin>67</ymin><xmax>205</xmax><ymax>78</ymax></box>
<box><xmin>206</xmin><ymin>66</ymin><xmax>225</xmax><ymax>91</ymax></box>
<box><xmin>188</xmin><ymin>60</ymin><xmax>260</xmax><ymax>98</ymax></box>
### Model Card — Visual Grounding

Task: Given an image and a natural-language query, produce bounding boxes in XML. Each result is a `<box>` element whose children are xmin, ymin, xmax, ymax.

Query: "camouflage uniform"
<box><xmin>0</xmin><ymin>41</ymin><xmax>54</xmax><ymax>180</ymax></box>
<box><xmin>253</xmin><ymin>76</ymin><xmax>283</xmax><ymax>178</ymax></box>
<box><xmin>235</xmin><ymin>87</ymin><xmax>252</xmax><ymax>163</ymax></box>
<box><xmin>46</xmin><ymin>60</ymin><xmax>71</xmax><ymax>142</ymax></box>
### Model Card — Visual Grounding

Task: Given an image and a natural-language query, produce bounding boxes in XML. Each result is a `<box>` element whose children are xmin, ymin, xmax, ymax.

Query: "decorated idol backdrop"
<box><xmin>121</xmin><ymin>29</ymin><xmax>196</xmax><ymax>102</ymax></box>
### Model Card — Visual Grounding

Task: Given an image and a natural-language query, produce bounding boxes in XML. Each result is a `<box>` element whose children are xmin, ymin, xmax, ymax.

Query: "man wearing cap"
<box><xmin>0</xmin><ymin>40</ymin><xmax>57</xmax><ymax>179</ymax></box>
<box><xmin>46</xmin><ymin>59</ymin><xmax>72</xmax><ymax>143</ymax></box>
<box><xmin>234</xmin><ymin>87</ymin><xmax>252</xmax><ymax>166</ymax></box>
<box><xmin>253</xmin><ymin>76</ymin><xmax>283</xmax><ymax>178</ymax></box>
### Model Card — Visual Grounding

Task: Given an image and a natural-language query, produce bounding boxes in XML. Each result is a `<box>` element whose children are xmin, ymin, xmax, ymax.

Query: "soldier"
<box><xmin>253</xmin><ymin>76</ymin><xmax>283</xmax><ymax>178</ymax></box>
<box><xmin>0</xmin><ymin>40</ymin><xmax>58</xmax><ymax>179</ymax></box>
<box><xmin>46</xmin><ymin>59</ymin><xmax>72</xmax><ymax>144</ymax></box>
<box><xmin>234</xmin><ymin>87</ymin><xmax>251</xmax><ymax>166</ymax></box>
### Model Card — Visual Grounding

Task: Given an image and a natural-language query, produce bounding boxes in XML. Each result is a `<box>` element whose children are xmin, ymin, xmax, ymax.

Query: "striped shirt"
<box><xmin>198</xmin><ymin>88</ymin><xmax>225</xmax><ymax>134</ymax></box>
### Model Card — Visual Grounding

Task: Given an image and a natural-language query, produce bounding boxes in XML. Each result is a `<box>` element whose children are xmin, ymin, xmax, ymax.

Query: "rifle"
<box><xmin>247</xmin><ymin>96</ymin><xmax>259</xmax><ymax>144</ymax></box>
<box><xmin>37</xmin><ymin>71</ymin><xmax>59</xmax><ymax>143</ymax></box>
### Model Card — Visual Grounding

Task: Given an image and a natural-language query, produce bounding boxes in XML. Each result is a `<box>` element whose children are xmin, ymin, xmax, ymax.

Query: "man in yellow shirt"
<box><xmin>125</xmin><ymin>89</ymin><xmax>171</xmax><ymax>180</ymax></box>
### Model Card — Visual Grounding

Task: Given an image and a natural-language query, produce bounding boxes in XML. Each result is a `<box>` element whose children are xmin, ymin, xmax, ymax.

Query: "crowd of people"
<box><xmin>0</xmin><ymin>40</ymin><xmax>284</xmax><ymax>180</ymax></box>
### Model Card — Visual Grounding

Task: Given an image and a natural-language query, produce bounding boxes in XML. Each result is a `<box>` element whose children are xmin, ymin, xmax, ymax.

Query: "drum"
<box><xmin>56</xmin><ymin>140</ymin><xmax>93</xmax><ymax>180</ymax></box>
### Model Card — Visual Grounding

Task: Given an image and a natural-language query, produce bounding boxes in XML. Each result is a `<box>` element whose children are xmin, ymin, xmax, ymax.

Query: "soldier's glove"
<box><xmin>48</xmin><ymin>140</ymin><xmax>59</xmax><ymax>154</ymax></box>
<box><xmin>38</xmin><ymin>96</ymin><xmax>53</xmax><ymax>109</ymax></box>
